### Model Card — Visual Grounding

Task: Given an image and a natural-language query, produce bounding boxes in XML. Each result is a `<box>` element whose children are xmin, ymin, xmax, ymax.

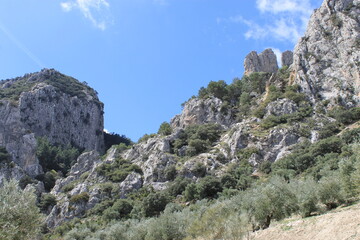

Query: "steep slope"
<box><xmin>292</xmin><ymin>0</ymin><xmax>360</xmax><ymax>105</ymax></box>
<box><xmin>0</xmin><ymin>69</ymin><xmax>104</xmax><ymax>178</ymax></box>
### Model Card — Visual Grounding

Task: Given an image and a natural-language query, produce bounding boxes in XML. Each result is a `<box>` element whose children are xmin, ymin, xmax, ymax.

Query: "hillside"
<box><xmin>0</xmin><ymin>0</ymin><xmax>359</xmax><ymax>239</ymax></box>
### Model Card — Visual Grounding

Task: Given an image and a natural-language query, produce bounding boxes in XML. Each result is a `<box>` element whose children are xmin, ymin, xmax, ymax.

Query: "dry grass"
<box><xmin>250</xmin><ymin>202</ymin><xmax>360</xmax><ymax>240</ymax></box>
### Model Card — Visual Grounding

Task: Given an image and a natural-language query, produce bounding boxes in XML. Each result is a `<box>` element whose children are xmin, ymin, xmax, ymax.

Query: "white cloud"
<box><xmin>60</xmin><ymin>0</ymin><xmax>111</xmax><ymax>30</ymax></box>
<box><xmin>60</xmin><ymin>2</ymin><xmax>74</xmax><ymax>12</ymax></box>
<box><xmin>270</xmin><ymin>47</ymin><xmax>282</xmax><ymax>67</ymax></box>
<box><xmin>224</xmin><ymin>0</ymin><xmax>317</xmax><ymax>44</ymax></box>
<box><xmin>256</xmin><ymin>0</ymin><xmax>313</xmax><ymax>15</ymax></box>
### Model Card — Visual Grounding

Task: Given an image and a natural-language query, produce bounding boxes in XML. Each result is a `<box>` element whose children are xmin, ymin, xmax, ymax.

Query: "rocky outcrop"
<box><xmin>292</xmin><ymin>0</ymin><xmax>360</xmax><ymax>105</ymax></box>
<box><xmin>217</xmin><ymin>119</ymin><xmax>301</xmax><ymax>164</ymax></box>
<box><xmin>244</xmin><ymin>49</ymin><xmax>279</xmax><ymax>75</ymax></box>
<box><xmin>281</xmin><ymin>51</ymin><xmax>294</xmax><ymax>67</ymax></box>
<box><xmin>170</xmin><ymin>97</ymin><xmax>235</xmax><ymax>129</ymax></box>
<box><xmin>0</xmin><ymin>69</ymin><xmax>104</xmax><ymax>176</ymax></box>
<box><xmin>265</xmin><ymin>99</ymin><xmax>298</xmax><ymax>117</ymax></box>
<box><xmin>122</xmin><ymin>135</ymin><xmax>177</xmax><ymax>184</ymax></box>
<box><xmin>46</xmin><ymin>148</ymin><xmax>145</xmax><ymax>228</ymax></box>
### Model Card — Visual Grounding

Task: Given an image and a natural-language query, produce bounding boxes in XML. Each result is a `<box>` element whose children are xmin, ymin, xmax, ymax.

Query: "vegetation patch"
<box><xmin>172</xmin><ymin>123</ymin><xmax>222</xmax><ymax>156</ymax></box>
<box><xmin>96</xmin><ymin>157</ymin><xmax>143</xmax><ymax>182</ymax></box>
<box><xmin>69</xmin><ymin>192</ymin><xmax>90</xmax><ymax>204</ymax></box>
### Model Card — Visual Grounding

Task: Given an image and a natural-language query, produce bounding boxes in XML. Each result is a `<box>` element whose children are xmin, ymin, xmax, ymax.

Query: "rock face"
<box><xmin>265</xmin><ymin>99</ymin><xmax>298</xmax><ymax>117</ymax></box>
<box><xmin>47</xmin><ymin>151</ymin><xmax>103</xmax><ymax>228</ymax></box>
<box><xmin>122</xmin><ymin>135</ymin><xmax>177</xmax><ymax>184</ymax></box>
<box><xmin>281</xmin><ymin>51</ymin><xmax>294</xmax><ymax>67</ymax></box>
<box><xmin>244</xmin><ymin>49</ymin><xmax>279</xmax><ymax>75</ymax></box>
<box><xmin>292</xmin><ymin>0</ymin><xmax>360</xmax><ymax>105</ymax></box>
<box><xmin>0</xmin><ymin>69</ymin><xmax>104</xmax><ymax>176</ymax></box>
<box><xmin>170</xmin><ymin>97</ymin><xmax>235</xmax><ymax>129</ymax></box>
<box><xmin>47</xmin><ymin>148</ymin><xmax>144</xmax><ymax>228</ymax></box>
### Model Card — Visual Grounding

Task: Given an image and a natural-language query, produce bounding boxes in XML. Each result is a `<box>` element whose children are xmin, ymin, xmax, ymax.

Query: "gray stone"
<box><xmin>244</xmin><ymin>49</ymin><xmax>279</xmax><ymax>75</ymax></box>
<box><xmin>292</xmin><ymin>0</ymin><xmax>360</xmax><ymax>105</ymax></box>
<box><xmin>0</xmin><ymin>69</ymin><xmax>104</xmax><ymax>177</ymax></box>
<box><xmin>265</xmin><ymin>98</ymin><xmax>299</xmax><ymax>117</ymax></box>
<box><xmin>281</xmin><ymin>51</ymin><xmax>294</xmax><ymax>67</ymax></box>
<box><xmin>170</xmin><ymin>97</ymin><xmax>235</xmax><ymax>129</ymax></box>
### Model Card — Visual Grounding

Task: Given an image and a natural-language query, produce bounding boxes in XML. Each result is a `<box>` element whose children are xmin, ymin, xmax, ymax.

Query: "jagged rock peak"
<box><xmin>292</xmin><ymin>0</ymin><xmax>360</xmax><ymax>105</ymax></box>
<box><xmin>244</xmin><ymin>49</ymin><xmax>279</xmax><ymax>75</ymax></box>
<box><xmin>281</xmin><ymin>50</ymin><xmax>294</xmax><ymax>67</ymax></box>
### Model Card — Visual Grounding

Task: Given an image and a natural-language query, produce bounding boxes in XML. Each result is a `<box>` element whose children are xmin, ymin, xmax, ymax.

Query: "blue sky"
<box><xmin>0</xmin><ymin>0</ymin><xmax>322</xmax><ymax>141</ymax></box>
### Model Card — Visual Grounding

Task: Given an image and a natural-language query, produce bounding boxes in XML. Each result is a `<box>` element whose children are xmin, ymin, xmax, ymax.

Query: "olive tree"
<box><xmin>0</xmin><ymin>179</ymin><xmax>44</xmax><ymax>240</ymax></box>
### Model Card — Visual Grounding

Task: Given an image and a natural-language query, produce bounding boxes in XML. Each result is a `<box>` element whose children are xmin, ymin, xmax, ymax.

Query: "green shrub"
<box><xmin>290</xmin><ymin>179</ymin><xmax>319</xmax><ymax>217</ymax></box>
<box><xmin>166</xmin><ymin>177</ymin><xmax>191</xmax><ymax>197</ymax></box>
<box><xmin>69</xmin><ymin>192</ymin><xmax>90</xmax><ymax>204</ymax></box>
<box><xmin>197</xmin><ymin>176</ymin><xmax>223</xmax><ymax>199</ymax></box>
<box><xmin>341</xmin><ymin>128</ymin><xmax>360</xmax><ymax>144</ymax></box>
<box><xmin>187</xmin><ymin>201</ymin><xmax>248</xmax><ymax>240</ymax></box>
<box><xmin>328</xmin><ymin>107</ymin><xmax>360</xmax><ymax>125</ymax></box>
<box><xmin>261</xmin><ymin>115</ymin><xmax>287</xmax><ymax>129</ymax></box>
<box><xmin>184</xmin><ymin>183</ymin><xmax>199</xmax><ymax>202</ymax></box>
<box><xmin>138</xmin><ymin>133</ymin><xmax>157</xmax><ymax>143</ymax></box>
<box><xmin>158</xmin><ymin>122</ymin><xmax>172</xmax><ymax>136</ymax></box>
<box><xmin>237</xmin><ymin>147</ymin><xmax>259</xmax><ymax>161</ymax></box>
<box><xmin>241</xmin><ymin>72</ymin><xmax>269</xmax><ymax>94</ymax></box>
<box><xmin>318</xmin><ymin>176</ymin><xmax>345</xmax><ymax>210</ymax></box>
<box><xmin>259</xmin><ymin>161</ymin><xmax>272</xmax><ymax>174</ymax></box>
<box><xmin>0</xmin><ymin>146</ymin><xmax>11</xmax><ymax>164</ymax></box>
<box><xmin>0</xmin><ymin>179</ymin><xmax>44</xmax><ymax>240</ymax></box>
<box><xmin>18</xmin><ymin>175</ymin><xmax>36</xmax><ymax>189</ymax></box>
<box><xmin>191</xmin><ymin>162</ymin><xmax>207</xmax><ymax>177</ymax></box>
<box><xmin>37</xmin><ymin>170</ymin><xmax>59</xmax><ymax>192</ymax></box>
<box><xmin>198</xmin><ymin>80</ymin><xmax>229</xmax><ymax>101</ymax></box>
<box><xmin>318</xmin><ymin>121</ymin><xmax>341</xmax><ymax>139</ymax></box>
<box><xmin>39</xmin><ymin>194</ymin><xmax>57</xmax><ymax>212</ymax></box>
<box><xmin>103</xmin><ymin>199</ymin><xmax>133</xmax><ymax>221</ymax></box>
<box><xmin>142</xmin><ymin>192</ymin><xmax>170</xmax><ymax>217</ymax></box>
<box><xmin>96</xmin><ymin>158</ymin><xmax>142</xmax><ymax>183</ymax></box>
<box><xmin>164</xmin><ymin>164</ymin><xmax>177</xmax><ymax>181</ymax></box>
<box><xmin>36</xmin><ymin>137</ymin><xmax>80</xmax><ymax>175</ymax></box>
<box><xmin>173</xmin><ymin>123</ymin><xmax>222</xmax><ymax>157</ymax></box>
<box><xmin>61</xmin><ymin>182</ymin><xmax>76</xmax><ymax>193</ymax></box>
<box><xmin>273</xmin><ymin>137</ymin><xmax>344</xmax><ymax>175</ymax></box>
<box><xmin>241</xmin><ymin>177</ymin><xmax>297</xmax><ymax>230</ymax></box>
<box><xmin>221</xmin><ymin>174</ymin><xmax>238</xmax><ymax>189</ymax></box>
<box><xmin>88</xmin><ymin>199</ymin><xmax>114</xmax><ymax>216</ymax></box>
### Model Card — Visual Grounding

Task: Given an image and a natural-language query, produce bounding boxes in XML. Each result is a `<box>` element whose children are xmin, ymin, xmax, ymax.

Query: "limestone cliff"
<box><xmin>292</xmin><ymin>0</ymin><xmax>360</xmax><ymax>106</ymax></box>
<box><xmin>0</xmin><ymin>69</ymin><xmax>104</xmax><ymax>177</ymax></box>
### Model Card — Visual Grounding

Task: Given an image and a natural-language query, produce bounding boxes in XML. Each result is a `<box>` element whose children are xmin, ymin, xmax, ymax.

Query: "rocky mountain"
<box><xmin>292</xmin><ymin>0</ymin><xmax>360</xmax><ymax>105</ymax></box>
<box><xmin>0</xmin><ymin>69</ymin><xmax>104</xmax><ymax>181</ymax></box>
<box><xmin>1</xmin><ymin>0</ymin><xmax>360</xmax><ymax>238</ymax></box>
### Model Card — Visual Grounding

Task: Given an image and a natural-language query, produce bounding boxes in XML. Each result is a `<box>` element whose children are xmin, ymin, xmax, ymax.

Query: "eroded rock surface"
<box><xmin>244</xmin><ymin>49</ymin><xmax>279</xmax><ymax>75</ymax></box>
<box><xmin>292</xmin><ymin>0</ymin><xmax>360</xmax><ymax>105</ymax></box>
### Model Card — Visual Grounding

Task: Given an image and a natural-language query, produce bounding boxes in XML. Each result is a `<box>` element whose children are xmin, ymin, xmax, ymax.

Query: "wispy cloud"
<box><xmin>0</xmin><ymin>20</ymin><xmax>45</xmax><ymax>68</ymax></box>
<box><xmin>221</xmin><ymin>0</ymin><xmax>317</xmax><ymax>44</ymax></box>
<box><xmin>60</xmin><ymin>0</ymin><xmax>112</xmax><ymax>30</ymax></box>
<box><xmin>256</xmin><ymin>0</ymin><xmax>313</xmax><ymax>15</ymax></box>
<box><xmin>270</xmin><ymin>47</ymin><xmax>282</xmax><ymax>67</ymax></box>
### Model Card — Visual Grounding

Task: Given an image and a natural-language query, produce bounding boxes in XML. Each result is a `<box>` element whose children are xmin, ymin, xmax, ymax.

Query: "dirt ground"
<box><xmin>250</xmin><ymin>202</ymin><xmax>360</xmax><ymax>240</ymax></box>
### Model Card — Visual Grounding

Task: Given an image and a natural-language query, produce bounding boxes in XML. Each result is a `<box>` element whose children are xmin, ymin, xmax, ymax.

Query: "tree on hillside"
<box><xmin>0</xmin><ymin>179</ymin><xmax>44</xmax><ymax>240</ymax></box>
